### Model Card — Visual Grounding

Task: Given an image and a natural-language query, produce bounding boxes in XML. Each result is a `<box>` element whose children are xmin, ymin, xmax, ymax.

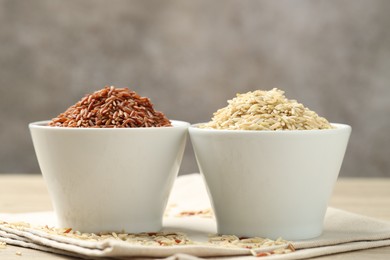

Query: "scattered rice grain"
<box><xmin>0</xmin><ymin>221</ymin><xmax>293</xmax><ymax>255</ymax></box>
<box><xmin>0</xmin><ymin>242</ymin><xmax>6</xmax><ymax>249</ymax></box>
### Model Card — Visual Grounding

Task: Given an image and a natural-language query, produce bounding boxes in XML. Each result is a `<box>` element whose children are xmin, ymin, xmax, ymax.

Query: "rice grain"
<box><xmin>49</xmin><ymin>86</ymin><xmax>171</xmax><ymax>128</ymax></box>
<box><xmin>201</xmin><ymin>88</ymin><xmax>333</xmax><ymax>131</ymax></box>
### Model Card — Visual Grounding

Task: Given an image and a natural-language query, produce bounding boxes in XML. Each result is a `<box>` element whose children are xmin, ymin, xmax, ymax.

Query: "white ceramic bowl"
<box><xmin>189</xmin><ymin>123</ymin><xmax>351</xmax><ymax>240</ymax></box>
<box><xmin>30</xmin><ymin>120</ymin><xmax>189</xmax><ymax>233</ymax></box>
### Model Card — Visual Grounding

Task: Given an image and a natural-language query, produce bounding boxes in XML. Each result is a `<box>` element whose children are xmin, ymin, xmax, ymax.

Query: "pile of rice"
<box><xmin>201</xmin><ymin>88</ymin><xmax>333</xmax><ymax>130</ymax></box>
<box><xmin>49</xmin><ymin>86</ymin><xmax>171</xmax><ymax>128</ymax></box>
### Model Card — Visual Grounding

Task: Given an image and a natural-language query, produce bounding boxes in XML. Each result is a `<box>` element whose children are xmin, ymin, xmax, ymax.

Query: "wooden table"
<box><xmin>0</xmin><ymin>174</ymin><xmax>390</xmax><ymax>259</ymax></box>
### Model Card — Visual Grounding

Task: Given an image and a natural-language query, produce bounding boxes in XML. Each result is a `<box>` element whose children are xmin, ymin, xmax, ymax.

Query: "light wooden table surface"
<box><xmin>1</xmin><ymin>174</ymin><xmax>390</xmax><ymax>259</ymax></box>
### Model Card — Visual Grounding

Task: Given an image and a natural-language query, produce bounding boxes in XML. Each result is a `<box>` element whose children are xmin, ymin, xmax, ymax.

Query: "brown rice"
<box><xmin>49</xmin><ymin>86</ymin><xmax>171</xmax><ymax>128</ymax></box>
<box><xmin>200</xmin><ymin>88</ymin><xmax>333</xmax><ymax>130</ymax></box>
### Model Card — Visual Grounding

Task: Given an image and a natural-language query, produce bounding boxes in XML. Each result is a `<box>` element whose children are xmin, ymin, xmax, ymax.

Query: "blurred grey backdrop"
<box><xmin>0</xmin><ymin>0</ymin><xmax>389</xmax><ymax>177</ymax></box>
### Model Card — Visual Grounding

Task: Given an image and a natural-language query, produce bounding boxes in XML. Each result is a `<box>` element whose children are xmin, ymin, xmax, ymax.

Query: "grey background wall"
<box><xmin>0</xmin><ymin>0</ymin><xmax>389</xmax><ymax>177</ymax></box>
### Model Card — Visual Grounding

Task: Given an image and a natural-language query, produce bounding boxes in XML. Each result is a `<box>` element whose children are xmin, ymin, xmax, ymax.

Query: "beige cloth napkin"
<box><xmin>1</xmin><ymin>174</ymin><xmax>390</xmax><ymax>259</ymax></box>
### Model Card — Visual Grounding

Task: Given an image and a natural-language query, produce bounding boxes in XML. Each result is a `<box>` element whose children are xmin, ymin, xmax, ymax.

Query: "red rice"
<box><xmin>49</xmin><ymin>86</ymin><xmax>171</xmax><ymax>128</ymax></box>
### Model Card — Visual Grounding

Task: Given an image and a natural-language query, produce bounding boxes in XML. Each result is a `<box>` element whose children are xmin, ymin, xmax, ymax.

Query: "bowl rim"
<box><xmin>29</xmin><ymin>120</ymin><xmax>190</xmax><ymax>130</ymax></box>
<box><xmin>189</xmin><ymin>123</ymin><xmax>351</xmax><ymax>134</ymax></box>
